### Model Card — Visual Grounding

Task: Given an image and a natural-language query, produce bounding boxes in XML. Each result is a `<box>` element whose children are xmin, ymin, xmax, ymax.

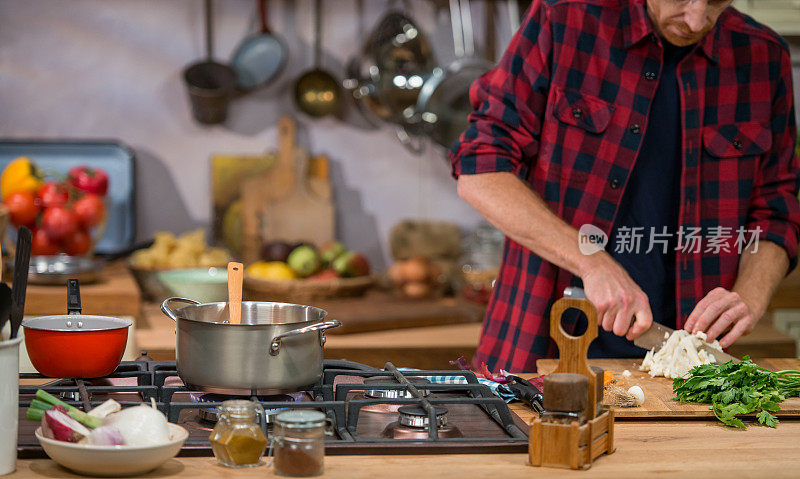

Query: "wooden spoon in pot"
<box><xmin>227</xmin><ymin>262</ymin><xmax>243</xmax><ymax>325</ymax></box>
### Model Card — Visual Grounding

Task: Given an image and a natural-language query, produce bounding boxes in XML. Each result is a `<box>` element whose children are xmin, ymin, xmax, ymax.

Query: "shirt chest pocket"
<box><xmin>549</xmin><ymin>86</ymin><xmax>616</xmax><ymax>186</ymax></box>
<box><xmin>553</xmin><ymin>86</ymin><xmax>616</xmax><ymax>134</ymax></box>
<box><xmin>700</xmin><ymin>121</ymin><xmax>772</xmax><ymax>218</ymax></box>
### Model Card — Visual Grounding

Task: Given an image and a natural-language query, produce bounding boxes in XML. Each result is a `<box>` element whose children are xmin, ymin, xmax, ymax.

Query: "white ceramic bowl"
<box><xmin>35</xmin><ymin>423</ymin><xmax>188</xmax><ymax>477</ymax></box>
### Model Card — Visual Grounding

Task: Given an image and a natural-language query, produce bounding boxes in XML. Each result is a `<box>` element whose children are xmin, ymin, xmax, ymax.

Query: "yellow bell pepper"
<box><xmin>1</xmin><ymin>156</ymin><xmax>43</xmax><ymax>200</ymax></box>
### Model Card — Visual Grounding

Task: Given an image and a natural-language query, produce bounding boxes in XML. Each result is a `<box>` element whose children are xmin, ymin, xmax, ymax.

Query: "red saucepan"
<box><xmin>22</xmin><ymin>279</ymin><xmax>131</xmax><ymax>378</ymax></box>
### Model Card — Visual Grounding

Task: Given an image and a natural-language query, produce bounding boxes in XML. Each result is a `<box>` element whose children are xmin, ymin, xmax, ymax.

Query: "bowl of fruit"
<box><xmin>244</xmin><ymin>241</ymin><xmax>374</xmax><ymax>302</ymax></box>
<box><xmin>1</xmin><ymin>157</ymin><xmax>108</xmax><ymax>258</ymax></box>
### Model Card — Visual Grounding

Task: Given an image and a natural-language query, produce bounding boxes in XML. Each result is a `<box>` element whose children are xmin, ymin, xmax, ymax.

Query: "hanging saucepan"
<box><xmin>294</xmin><ymin>0</ymin><xmax>343</xmax><ymax>117</ymax></box>
<box><xmin>161</xmin><ymin>297</ymin><xmax>341</xmax><ymax>394</ymax></box>
<box><xmin>22</xmin><ymin>279</ymin><xmax>132</xmax><ymax>378</ymax></box>
<box><xmin>183</xmin><ymin>0</ymin><xmax>238</xmax><ymax>124</ymax></box>
<box><xmin>343</xmin><ymin>10</ymin><xmax>435</xmax><ymax>133</ymax></box>
<box><xmin>231</xmin><ymin>0</ymin><xmax>287</xmax><ymax>91</ymax></box>
<box><xmin>414</xmin><ymin>0</ymin><xmax>493</xmax><ymax>149</ymax></box>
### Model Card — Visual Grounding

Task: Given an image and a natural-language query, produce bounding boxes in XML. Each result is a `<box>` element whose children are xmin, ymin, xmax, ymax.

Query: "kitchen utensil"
<box><xmin>240</xmin><ymin>117</ymin><xmax>335</xmax><ymax>263</ymax></box>
<box><xmin>183</xmin><ymin>0</ymin><xmax>238</xmax><ymax>124</ymax></box>
<box><xmin>0</xmin><ymin>335</ymin><xmax>22</xmax><ymax>475</ymax></box>
<box><xmin>156</xmin><ymin>267</ymin><xmax>228</xmax><ymax>303</ymax></box>
<box><xmin>413</xmin><ymin>0</ymin><xmax>493</xmax><ymax>150</ymax></box>
<box><xmin>161</xmin><ymin>297</ymin><xmax>341</xmax><ymax>394</ymax></box>
<box><xmin>22</xmin><ymin>279</ymin><xmax>132</xmax><ymax>378</ymax></box>
<box><xmin>504</xmin><ymin>374</ymin><xmax>544</xmax><ymax>414</ymax></box>
<box><xmin>227</xmin><ymin>262</ymin><xmax>243</xmax><ymax>324</ymax></box>
<box><xmin>294</xmin><ymin>0</ymin><xmax>343</xmax><ymax>117</ymax></box>
<box><xmin>9</xmin><ymin>226</ymin><xmax>31</xmax><ymax>339</ymax></box>
<box><xmin>529</xmin><ymin>295</ymin><xmax>615</xmax><ymax>470</ymax></box>
<box><xmin>343</xmin><ymin>11</ymin><xmax>435</xmax><ymax>130</ymax></box>
<box><xmin>563</xmin><ymin>287</ymin><xmax>740</xmax><ymax>363</ymax></box>
<box><xmin>35</xmin><ymin>423</ymin><xmax>188</xmax><ymax>477</ymax></box>
<box><xmin>231</xmin><ymin>0</ymin><xmax>286</xmax><ymax>91</ymax></box>
<box><xmin>25</xmin><ymin>255</ymin><xmax>103</xmax><ymax>285</ymax></box>
<box><xmin>0</xmin><ymin>141</ymin><xmax>136</xmax><ymax>254</ymax></box>
<box><xmin>0</xmin><ymin>244</ymin><xmax>12</xmax><ymax>337</ymax></box>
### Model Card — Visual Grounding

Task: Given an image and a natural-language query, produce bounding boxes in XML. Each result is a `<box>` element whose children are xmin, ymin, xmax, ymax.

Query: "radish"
<box><xmin>41</xmin><ymin>409</ymin><xmax>92</xmax><ymax>442</ymax></box>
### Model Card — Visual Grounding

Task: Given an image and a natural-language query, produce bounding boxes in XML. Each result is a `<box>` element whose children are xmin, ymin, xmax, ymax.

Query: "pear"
<box><xmin>287</xmin><ymin>245</ymin><xmax>321</xmax><ymax>278</ymax></box>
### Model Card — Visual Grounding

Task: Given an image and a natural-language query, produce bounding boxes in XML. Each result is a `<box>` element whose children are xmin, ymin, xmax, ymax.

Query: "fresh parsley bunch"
<box><xmin>672</xmin><ymin>356</ymin><xmax>800</xmax><ymax>429</ymax></box>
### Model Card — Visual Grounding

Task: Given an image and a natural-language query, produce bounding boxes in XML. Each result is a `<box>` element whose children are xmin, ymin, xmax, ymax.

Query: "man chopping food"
<box><xmin>451</xmin><ymin>0</ymin><xmax>800</xmax><ymax>371</ymax></box>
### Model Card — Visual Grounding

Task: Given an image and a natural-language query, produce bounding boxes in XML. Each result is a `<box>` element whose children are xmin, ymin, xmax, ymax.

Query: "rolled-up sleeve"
<box><xmin>449</xmin><ymin>0</ymin><xmax>553</xmax><ymax>180</ymax></box>
<box><xmin>746</xmin><ymin>46</ymin><xmax>800</xmax><ymax>271</ymax></box>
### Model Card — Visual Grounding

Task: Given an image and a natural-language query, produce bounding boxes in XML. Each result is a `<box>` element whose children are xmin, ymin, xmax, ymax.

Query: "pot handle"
<box><xmin>161</xmin><ymin>297</ymin><xmax>200</xmax><ymax>322</ymax></box>
<box><xmin>269</xmin><ymin>320</ymin><xmax>342</xmax><ymax>356</ymax></box>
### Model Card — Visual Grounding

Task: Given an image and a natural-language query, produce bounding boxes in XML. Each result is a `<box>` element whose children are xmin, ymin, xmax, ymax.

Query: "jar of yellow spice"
<box><xmin>209</xmin><ymin>400</ymin><xmax>268</xmax><ymax>468</ymax></box>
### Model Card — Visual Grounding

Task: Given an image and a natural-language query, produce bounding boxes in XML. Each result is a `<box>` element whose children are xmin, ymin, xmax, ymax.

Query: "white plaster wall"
<box><xmin>0</xmin><ymin>0</ymin><xmax>517</xmax><ymax>268</ymax></box>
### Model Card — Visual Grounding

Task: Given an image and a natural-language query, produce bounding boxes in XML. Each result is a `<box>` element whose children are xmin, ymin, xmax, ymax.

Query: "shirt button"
<box><xmin>733</xmin><ymin>139</ymin><xmax>743</xmax><ymax>150</ymax></box>
<box><xmin>630</xmin><ymin>124</ymin><xmax>641</xmax><ymax>134</ymax></box>
<box><xmin>610</xmin><ymin>178</ymin><xmax>621</xmax><ymax>189</ymax></box>
<box><xmin>645</xmin><ymin>71</ymin><xmax>656</xmax><ymax>81</ymax></box>
<box><xmin>572</xmin><ymin>107</ymin><xmax>583</xmax><ymax>119</ymax></box>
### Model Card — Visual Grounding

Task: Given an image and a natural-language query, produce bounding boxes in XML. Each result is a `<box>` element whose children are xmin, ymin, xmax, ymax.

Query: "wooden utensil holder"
<box><xmin>528</xmin><ymin>297</ymin><xmax>615</xmax><ymax>470</ymax></box>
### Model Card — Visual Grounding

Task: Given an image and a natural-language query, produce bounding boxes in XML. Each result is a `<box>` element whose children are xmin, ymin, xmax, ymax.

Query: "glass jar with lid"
<box><xmin>209</xmin><ymin>400</ymin><xmax>268</xmax><ymax>468</ymax></box>
<box><xmin>271</xmin><ymin>409</ymin><xmax>327</xmax><ymax>477</ymax></box>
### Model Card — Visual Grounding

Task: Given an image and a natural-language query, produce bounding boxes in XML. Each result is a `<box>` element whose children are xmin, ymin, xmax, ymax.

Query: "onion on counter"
<box><xmin>103</xmin><ymin>402</ymin><xmax>170</xmax><ymax>446</ymax></box>
<box><xmin>84</xmin><ymin>425</ymin><xmax>124</xmax><ymax>446</ymax></box>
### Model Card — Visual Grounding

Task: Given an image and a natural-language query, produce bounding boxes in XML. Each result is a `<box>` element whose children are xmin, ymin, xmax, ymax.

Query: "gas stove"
<box><xmin>17</xmin><ymin>358</ymin><xmax>529</xmax><ymax>456</ymax></box>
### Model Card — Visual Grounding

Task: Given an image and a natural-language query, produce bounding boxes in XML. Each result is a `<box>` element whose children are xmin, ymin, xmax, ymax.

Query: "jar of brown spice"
<box><xmin>271</xmin><ymin>409</ymin><xmax>328</xmax><ymax>477</ymax></box>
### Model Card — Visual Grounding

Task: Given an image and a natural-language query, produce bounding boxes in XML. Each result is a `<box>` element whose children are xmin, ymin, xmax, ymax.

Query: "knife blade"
<box><xmin>562</xmin><ymin>287</ymin><xmax>739</xmax><ymax>364</ymax></box>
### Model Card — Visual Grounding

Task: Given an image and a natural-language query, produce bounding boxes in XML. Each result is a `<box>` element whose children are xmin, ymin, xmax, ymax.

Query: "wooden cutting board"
<box><xmin>240</xmin><ymin>117</ymin><xmax>335</xmax><ymax>263</ymax></box>
<box><xmin>537</xmin><ymin>358</ymin><xmax>800</xmax><ymax>419</ymax></box>
<box><xmin>20</xmin><ymin>261</ymin><xmax>141</xmax><ymax>317</ymax></box>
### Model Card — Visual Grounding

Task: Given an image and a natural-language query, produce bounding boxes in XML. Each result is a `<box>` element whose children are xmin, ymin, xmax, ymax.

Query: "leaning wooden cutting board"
<box><xmin>537</xmin><ymin>358</ymin><xmax>800</xmax><ymax>419</ymax></box>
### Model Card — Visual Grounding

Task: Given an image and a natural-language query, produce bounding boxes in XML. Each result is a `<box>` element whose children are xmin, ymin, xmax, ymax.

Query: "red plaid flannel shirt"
<box><xmin>450</xmin><ymin>0</ymin><xmax>800</xmax><ymax>372</ymax></box>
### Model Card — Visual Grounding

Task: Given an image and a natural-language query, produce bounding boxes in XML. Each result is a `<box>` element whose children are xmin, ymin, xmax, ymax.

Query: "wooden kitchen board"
<box><xmin>240</xmin><ymin>117</ymin><xmax>335</xmax><ymax>263</ymax></box>
<box><xmin>20</xmin><ymin>261</ymin><xmax>141</xmax><ymax>317</ymax></box>
<box><xmin>537</xmin><ymin>358</ymin><xmax>800</xmax><ymax>419</ymax></box>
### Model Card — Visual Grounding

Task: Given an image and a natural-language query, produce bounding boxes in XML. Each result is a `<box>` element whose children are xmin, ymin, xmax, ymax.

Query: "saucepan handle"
<box><xmin>269</xmin><ymin>320</ymin><xmax>342</xmax><ymax>356</ymax></box>
<box><xmin>160</xmin><ymin>297</ymin><xmax>201</xmax><ymax>322</ymax></box>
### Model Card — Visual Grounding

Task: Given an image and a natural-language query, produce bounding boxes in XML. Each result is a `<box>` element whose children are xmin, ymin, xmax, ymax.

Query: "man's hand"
<box><xmin>581</xmin><ymin>253</ymin><xmax>653</xmax><ymax>340</ymax></box>
<box><xmin>684</xmin><ymin>287</ymin><xmax>757</xmax><ymax>348</ymax></box>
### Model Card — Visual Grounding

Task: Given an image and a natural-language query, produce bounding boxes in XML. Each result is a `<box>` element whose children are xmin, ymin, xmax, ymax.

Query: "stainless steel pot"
<box><xmin>160</xmin><ymin>297</ymin><xmax>341</xmax><ymax>395</ymax></box>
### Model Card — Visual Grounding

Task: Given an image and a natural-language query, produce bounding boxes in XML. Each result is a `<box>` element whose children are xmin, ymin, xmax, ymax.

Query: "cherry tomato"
<box><xmin>31</xmin><ymin>228</ymin><xmax>60</xmax><ymax>256</ymax></box>
<box><xmin>63</xmin><ymin>228</ymin><xmax>91</xmax><ymax>256</ymax></box>
<box><xmin>41</xmin><ymin>206</ymin><xmax>78</xmax><ymax>240</ymax></box>
<box><xmin>73</xmin><ymin>194</ymin><xmax>105</xmax><ymax>227</ymax></box>
<box><xmin>3</xmin><ymin>191</ymin><xmax>39</xmax><ymax>226</ymax></box>
<box><xmin>36</xmin><ymin>181</ymin><xmax>69</xmax><ymax>208</ymax></box>
<box><xmin>69</xmin><ymin>166</ymin><xmax>108</xmax><ymax>196</ymax></box>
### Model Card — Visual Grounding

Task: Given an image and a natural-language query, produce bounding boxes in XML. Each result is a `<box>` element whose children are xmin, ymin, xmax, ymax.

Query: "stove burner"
<box><xmin>397</xmin><ymin>405</ymin><xmax>448</xmax><ymax>428</ymax></box>
<box><xmin>381</xmin><ymin>405</ymin><xmax>463</xmax><ymax>440</ymax></box>
<box><xmin>191</xmin><ymin>393</ymin><xmax>297</xmax><ymax>424</ymax></box>
<box><xmin>363</xmin><ymin>377</ymin><xmax>431</xmax><ymax>399</ymax></box>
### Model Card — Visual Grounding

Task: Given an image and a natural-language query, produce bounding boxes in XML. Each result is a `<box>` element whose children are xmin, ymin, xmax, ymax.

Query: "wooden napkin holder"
<box><xmin>528</xmin><ymin>297</ymin><xmax>615</xmax><ymax>470</ymax></box>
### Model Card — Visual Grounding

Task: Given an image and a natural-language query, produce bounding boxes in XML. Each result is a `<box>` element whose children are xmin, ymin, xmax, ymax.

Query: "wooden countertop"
<box><xmin>11</xmin><ymin>418</ymin><xmax>800</xmax><ymax>477</ymax></box>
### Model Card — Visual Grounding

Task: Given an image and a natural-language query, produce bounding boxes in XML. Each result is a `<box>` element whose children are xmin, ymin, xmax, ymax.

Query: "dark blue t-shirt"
<box><xmin>587</xmin><ymin>41</ymin><xmax>695</xmax><ymax>358</ymax></box>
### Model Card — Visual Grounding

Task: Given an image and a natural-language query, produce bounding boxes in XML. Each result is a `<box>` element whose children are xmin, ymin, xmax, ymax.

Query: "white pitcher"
<box><xmin>0</xmin><ymin>336</ymin><xmax>22</xmax><ymax>475</ymax></box>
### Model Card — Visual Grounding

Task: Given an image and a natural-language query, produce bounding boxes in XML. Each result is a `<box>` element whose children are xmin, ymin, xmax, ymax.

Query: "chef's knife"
<box><xmin>562</xmin><ymin>286</ymin><xmax>739</xmax><ymax>364</ymax></box>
